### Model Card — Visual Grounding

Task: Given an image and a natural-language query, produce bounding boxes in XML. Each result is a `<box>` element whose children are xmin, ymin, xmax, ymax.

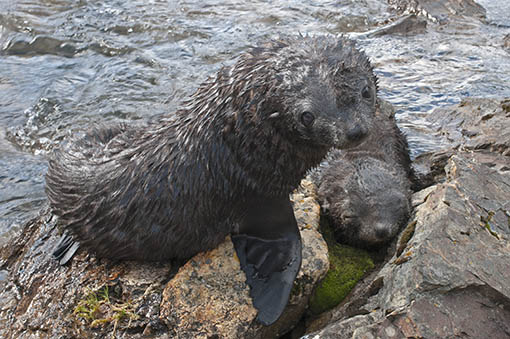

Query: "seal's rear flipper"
<box><xmin>53</xmin><ymin>233</ymin><xmax>80</xmax><ymax>265</ymax></box>
<box><xmin>232</xmin><ymin>196</ymin><xmax>302</xmax><ymax>326</ymax></box>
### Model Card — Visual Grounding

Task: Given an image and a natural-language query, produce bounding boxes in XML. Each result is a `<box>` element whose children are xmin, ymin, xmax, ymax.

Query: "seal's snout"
<box><xmin>346</xmin><ymin>125</ymin><xmax>366</xmax><ymax>142</ymax></box>
<box><xmin>374</xmin><ymin>222</ymin><xmax>390</xmax><ymax>240</ymax></box>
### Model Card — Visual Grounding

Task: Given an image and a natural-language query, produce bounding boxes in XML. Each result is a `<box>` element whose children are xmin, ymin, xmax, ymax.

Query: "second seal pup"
<box><xmin>315</xmin><ymin>101</ymin><xmax>412</xmax><ymax>248</ymax></box>
<box><xmin>46</xmin><ymin>35</ymin><xmax>378</xmax><ymax>324</ymax></box>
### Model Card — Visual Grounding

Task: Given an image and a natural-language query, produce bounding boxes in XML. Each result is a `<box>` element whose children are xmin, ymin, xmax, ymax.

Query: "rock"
<box><xmin>387</xmin><ymin>0</ymin><xmax>486</xmax><ymax>23</ymax></box>
<box><xmin>0</xmin><ymin>180</ymin><xmax>328</xmax><ymax>338</ymax></box>
<box><xmin>426</xmin><ymin>97</ymin><xmax>510</xmax><ymax>157</ymax></box>
<box><xmin>0</xmin><ymin>211</ymin><xmax>173</xmax><ymax>339</ymax></box>
<box><xmin>412</xmin><ymin>148</ymin><xmax>453</xmax><ymax>187</ymax></box>
<box><xmin>159</xmin><ymin>237</ymin><xmax>258</xmax><ymax>339</ymax></box>
<box><xmin>303</xmin><ymin>98</ymin><xmax>510</xmax><ymax>338</ymax></box>
<box><xmin>159</xmin><ymin>180</ymin><xmax>328</xmax><ymax>339</ymax></box>
<box><xmin>367</xmin><ymin>14</ymin><xmax>427</xmax><ymax>37</ymax></box>
<box><xmin>2</xmin><ymin>36</ymin><xmax>79</xmax><ymax>58</ymax></box>
<box><xmin>413</xmin><ymin>97</ymin><xmax>510</xmax><ymax>188</ymax></box>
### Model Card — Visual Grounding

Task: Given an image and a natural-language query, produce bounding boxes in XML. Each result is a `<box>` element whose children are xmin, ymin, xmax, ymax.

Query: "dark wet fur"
<box><xmin>46</xmin><ymin>35</ymin><xmax>378</xmax><ymax>262</ymax></box>
<box><xmin>315</xmin><ymin>102</ymin><xmax>413</xmax><ymax>248</ymax></box>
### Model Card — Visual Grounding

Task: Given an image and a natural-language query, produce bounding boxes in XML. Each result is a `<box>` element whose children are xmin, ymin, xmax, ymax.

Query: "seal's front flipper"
<box><xmin>232</xmin><ymin>196</ymin><xmax>302</xmax><ymax>326</ymax></box>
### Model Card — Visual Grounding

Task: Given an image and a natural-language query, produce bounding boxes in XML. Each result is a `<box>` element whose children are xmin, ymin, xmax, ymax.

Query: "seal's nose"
<box><xmin>374</xmin><ymin>223</ymin><xmax>390</xmax><ymax>240</ymax></box>
<box><xmin>346</xmin><ymin>125</ymin><xmax>366</xmax><ymax>142</ymax></box>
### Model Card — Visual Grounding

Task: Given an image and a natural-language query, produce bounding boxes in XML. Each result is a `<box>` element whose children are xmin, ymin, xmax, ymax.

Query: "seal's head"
<box><xmin>323</xmin><ymin>157</ymin><xmax>411</xmax><ymax>247</ymax></box>
<box><xmin>214</xmin><ymin>35</ymin><xmax>377</xmax><ymax>162</ymax></box>
<box><xmin>259</xmin><ymin>36</ymin><xmax>377</xmax><ymax>150</ymax></box>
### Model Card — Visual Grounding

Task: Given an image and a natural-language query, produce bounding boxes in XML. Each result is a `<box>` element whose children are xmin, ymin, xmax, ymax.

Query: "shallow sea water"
<box><xmin>1</xmin><ymin>0</ymin><xmax>509</xmax><ymax>243</ymax></box>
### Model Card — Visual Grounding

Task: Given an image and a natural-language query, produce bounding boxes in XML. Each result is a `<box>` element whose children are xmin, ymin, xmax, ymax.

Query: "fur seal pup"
<box><xmin>315</xmin><ymin>101</ymin><xmax>412</xmax><ymax>248</ymax></box>
<box><xmin>46</xmin><ymin>35</ymin><xmax>378</xmax><ymax>325</ymax></box>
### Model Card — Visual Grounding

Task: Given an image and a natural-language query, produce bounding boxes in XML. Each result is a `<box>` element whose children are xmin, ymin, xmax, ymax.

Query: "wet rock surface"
<box><xmin>0</xmin><ymin>181</ymin><xmax>328</xmax><ymax>339</ymax></box>
<box><xmin>426</xmin><ymin>97</ymin><xmax>510</xmax><ymax>157</ymax></box>
<box><xmin>0</xmin><ymin>210</ymin><xmax>173</xmax><ymax>339</ymax></box>
<box><xmin>366</xmin><ymin>14</ymin><xmax>427</xmax><ymax>37</ymax></box>
<box><xmin>303</xmin><ymin>98</ymin><xmax>510</xmax><ymax>338</ymax></box>
<box><xmin>388</xmin><ymin>0</ymin><xmax>487</xmax><ymax>22</ymax></box>
<box><xmin>414</xmin><ymin>97</ymin><xmax>510</xmax><ymax>187</ymax></box>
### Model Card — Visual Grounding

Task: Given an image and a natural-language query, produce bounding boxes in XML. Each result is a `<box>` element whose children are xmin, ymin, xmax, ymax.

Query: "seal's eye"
<box><xmin>361</xmin><ymin>85</ymin><xmax>372</xmax><ymax>99</ymax></box>
<box><xmin>300</xmin><ymin>111</ymin><xmax>315</xmax><ymax>127</ymax></box>
<box><xmin>341</xmin><ymin>213</ymin><xmax>360</xmax><ymax>227</ymax></box>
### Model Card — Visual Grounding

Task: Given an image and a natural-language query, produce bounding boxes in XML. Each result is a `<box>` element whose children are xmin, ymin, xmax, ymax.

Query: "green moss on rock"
<box><xmin>74</xmin><ymin>285</ymin><xmax>138</xmax><ymax>329</ymax></box>
<box><xmin>308</xmin><ymin>221</ymin><xmax>374</xmax><ymax>315</ymax></box>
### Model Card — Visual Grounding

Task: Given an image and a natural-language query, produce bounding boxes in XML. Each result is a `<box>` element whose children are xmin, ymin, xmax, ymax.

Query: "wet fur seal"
<box><xmin>46</xmin><ymin>35</ymin><xmax>378</xmax><ymax>325</ymax></box>
<box><xmin>315</xmin><ymin>101</ymin><xmax>412</xmax><ymax>248</ymax></box>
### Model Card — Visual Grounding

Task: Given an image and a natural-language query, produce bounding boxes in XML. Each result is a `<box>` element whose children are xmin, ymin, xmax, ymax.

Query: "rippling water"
<box><xmin>1</xmin><ymin>0</ymin><xmax>510</xmax><ymax>243</ymax></box>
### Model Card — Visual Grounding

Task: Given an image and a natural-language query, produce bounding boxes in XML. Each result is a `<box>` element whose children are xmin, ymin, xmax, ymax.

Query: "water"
<box><xmin>0</xmin><ymin>132</ymin><xmax>47</xmax><ymax>246</ymax></box>
<box><xmin>1</xmin><ymin>0</ymin><xmax>510</xmax><ymax>243</ymax></box>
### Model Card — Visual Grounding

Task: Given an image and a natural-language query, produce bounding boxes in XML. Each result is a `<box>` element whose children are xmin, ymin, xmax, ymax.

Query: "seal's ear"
<box><xmin>232</xmin><ymin>196</ymin><xmax>302</xmax><ymax>326</ymax></box>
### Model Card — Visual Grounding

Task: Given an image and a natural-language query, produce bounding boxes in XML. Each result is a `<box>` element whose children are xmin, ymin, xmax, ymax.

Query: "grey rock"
<box><xmin>412</xmin><ymin>148</ymin><xmax>456</xmax><ymax>188</ymax></box>
<box><xmin>387</xmin><ymin>0</ymin><xmax>486</xmax><ymax>23</ymax></box>
<box><xmin>426</xmin><ymin>97</ymin><xmax>510</xmax><ymax>157</ymax></box>
<box><xmin>367</xmin><ymin>14</ymin><xmax>427</xmax><ymax>37</ymax></box>
<box><xmin>2</xmin><ymin>36</ymin><xmax>79</xmax><ymax>58</ymax></box>
<box><xmin>414</xmin><ymin>97</ymin><xmax>510</xmax><ymax>188</ymax></box>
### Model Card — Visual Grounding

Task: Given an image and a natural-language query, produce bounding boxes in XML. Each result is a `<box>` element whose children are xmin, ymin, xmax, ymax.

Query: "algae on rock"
<box><xmin>308</xmin><ymin>222</ymin><xmax>374</xmax><ymax>315</ymax></box>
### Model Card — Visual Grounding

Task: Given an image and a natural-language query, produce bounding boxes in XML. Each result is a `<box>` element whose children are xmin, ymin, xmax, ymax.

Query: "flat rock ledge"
<box><xmin>0</xmin><ymin>180</ymin><xmax>328</xmax><ymax>339</ymax></box>
<box><xmin>303</xmin><ymin>98</ymin><xmax>510</xmax><ymax>338</ymax></box>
